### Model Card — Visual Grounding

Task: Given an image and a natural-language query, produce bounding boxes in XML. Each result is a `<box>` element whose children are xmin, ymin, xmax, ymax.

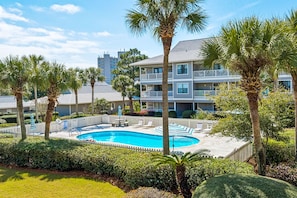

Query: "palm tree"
<box><xmin>126</xmin><ymin>0</ymin><xmax>207</xmax><ymax>155</ymax></box>
<box><xmin>111</xmin><ymin>75</ymin><xmax>134</xmax><ymax>111</ymax></box>
<box><xmin>27</xmin><ymin>54</ymin><xmax>45</xmax><ymax>122</ymax></box>
<box><xmin>0</xmin><ymin>55</ymin><xmax>31</xmax><ymax>140</ymax></box>
<box><xmin>43</xmin><ymin>62</ymin><xmax>69</xmax><ymax>140</ymax></box>
<box><xmin>67</xmin><ymin>67</ymin><xmax>84</xmax><ymax>116</ymax></box>
<box><xmin>84</xmin><ymin>67</ymin><xmax>105</xmax><ymax>115</ymax></box>
<box><xmin>152</xmin><ymin>150</ymin><xmax>209</xmax><ymax>198</ymax></box>
<box><xmin>201</xmin><ymin>17</ymin><xmax>276</xmax><ymax>175</ymax></box>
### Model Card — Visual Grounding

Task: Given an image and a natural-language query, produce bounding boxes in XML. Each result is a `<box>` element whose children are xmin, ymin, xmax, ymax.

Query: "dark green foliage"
<box><xmin>154</xmin><ymin>111</ymin><xmax>162</xmax><ymax>117</ymax></box>
<box><xmin>193</xmin><ymin>174</ymin><xmax>297</xmax><ymax>198</ymax></box>
<box><xmin>168</xmin><ymin>111</ymin><xmax>177</xmax><ymax>118</ymax></box>
<box><xmin>182</xmin><ymin>110</ymin><xmax>195</xmax><ymax>118</ymax></box>
<box><xmin>267</xmin><ymin>163</ymin><xmax>297</xmax><ymax>186</ymax></box>
<box><xmin>266</xmin><ymin>138</ymin><xmax>295</xmax><ymax>165</ymax></box>
<box><xmin>124</xmin><ymin>187</ymin><xmax>181</xmax><ymax>198</ymax></box>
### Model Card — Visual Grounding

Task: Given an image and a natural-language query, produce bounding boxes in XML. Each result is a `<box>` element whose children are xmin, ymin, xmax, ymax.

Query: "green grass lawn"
<box><xmin>0</xmin><ymin>166</ymin><xmax>125</xmax><ymax>198</ymax></box>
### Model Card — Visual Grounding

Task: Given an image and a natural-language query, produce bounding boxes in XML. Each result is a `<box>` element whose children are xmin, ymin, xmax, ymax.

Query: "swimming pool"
<box><xmin>77</xmin><ymin>130</ymin><xmax>199</xmax><ymax>149</ymax></box>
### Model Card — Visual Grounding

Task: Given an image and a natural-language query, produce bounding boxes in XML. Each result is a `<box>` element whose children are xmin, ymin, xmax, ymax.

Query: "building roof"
<box><xmin>0</xmin><ymin>96</ymin><xmax>33</xmax><ymax>110</ymax></box>
<box><xmin>131</xmin><ymin>38</ymin><xmax>212</xmax><ymax>66</ymax></box>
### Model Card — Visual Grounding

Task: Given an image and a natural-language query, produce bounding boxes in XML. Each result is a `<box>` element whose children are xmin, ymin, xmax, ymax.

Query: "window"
<box><xmin>177</xmin><ymin>64</ymin><xmax>188</xmax><ymax>75</ymax></box>
<box><xmin>154</xmin><ymin>68</ymin><xmax>162</xmax><ymax>73</ymax></box>
<box><xmin>177</xmin><ymin>83</ymin><xmax>189</xmax><ymax>94</ymax></box>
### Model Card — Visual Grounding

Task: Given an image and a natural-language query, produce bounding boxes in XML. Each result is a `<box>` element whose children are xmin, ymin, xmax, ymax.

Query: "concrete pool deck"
<box><xmin>49</xmin><ymin>124</ymin><xmax>250</xmax><ymax>159</ymax></box>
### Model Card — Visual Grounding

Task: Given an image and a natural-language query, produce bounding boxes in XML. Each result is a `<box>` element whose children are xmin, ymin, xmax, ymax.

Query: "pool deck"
<box><xmin>49</xmin><ymin>124</ymin><xmax>250</xmax><ymax>158</ymax></box>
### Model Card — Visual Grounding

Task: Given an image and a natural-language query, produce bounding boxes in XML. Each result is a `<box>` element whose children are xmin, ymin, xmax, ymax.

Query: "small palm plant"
<box><xmin>152</xmin><ymin>150</ymin><xmax>210</xmax><ymax>198</ymax></box>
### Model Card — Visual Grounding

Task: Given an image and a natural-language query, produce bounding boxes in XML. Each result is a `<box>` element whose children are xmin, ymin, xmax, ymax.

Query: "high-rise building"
<box><xmin>97</xmin><ymin>51</ymin><xmax>125</xmax><ymax>84</ymax></box>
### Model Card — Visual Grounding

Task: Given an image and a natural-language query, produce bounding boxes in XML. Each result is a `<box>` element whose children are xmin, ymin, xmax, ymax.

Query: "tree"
<box><xmin>43</xmin><ymin>62</ymin><xmax>69</xmax><ymax>140</ymax></box>
<box><xmin>27</xmin><ymin>54</ymin><xmax>46</xmax><ymax>122</ymax></box>
<box><xmin>111</xmin><ymin>75</ymin><xmax>134</xmax><ymax>112</ymax></box>
<box><xmin>84</xmin><ymin>67</ymin><xmax>105</xmax><ymax>115</ymax></box>
<box><xmin>152</xmin><ymin>150</ymin><xmax>209</xmax><ymax>198</ymax></box>
<box><xmin>113</xmin><ymin>48</ymin><xmax>148</xmax><ymax>114</ymax></box>
<box><xmin>126</xmin><ymin>0</ymin><xmax>207</xmax><ymax>155</ymax></box>
<box><xmin>67</xmin><ymin>67</ymin><xmax>84</xmax><ymax>116</ymax></box>
<box><xmin>93</xmin><ymin>98</ymin><xmax>110</xmax><ymax>114</ymax></box>
<box><xmin>0</xmin><ymin>55</ymin><xmax>30</xmax><ymax>140</ymax></box>
<box><xmin>202</xmin><ymin>17</ymin><xmax>277</xmax><ymax>175</ymax></box>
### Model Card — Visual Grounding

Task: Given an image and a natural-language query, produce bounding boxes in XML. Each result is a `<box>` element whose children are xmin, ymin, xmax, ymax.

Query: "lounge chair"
<box><xmin>132</xmin><ymin>120</ymin><xmax>143</xmax><ymax>127</ymax></box>
<box><xmin>143</xmin><ymin>121</ymin><xmax>155</xmax><ymax>128</ymax></box>
<box><xmin>194</xmin><ymin>123</ymin><xmax>203</xmax><ymax>132</ymax></box>
<box><xmin>203</xmin><ymin>123</ymin><xmax>213</xmax><ymax>133</ymax></box>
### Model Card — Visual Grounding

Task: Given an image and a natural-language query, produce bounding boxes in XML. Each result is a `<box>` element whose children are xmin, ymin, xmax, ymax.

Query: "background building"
<box><xmin>97</xmin><ymin>51</ymin><xmax>125</xmax><ymax>84</ymax></box>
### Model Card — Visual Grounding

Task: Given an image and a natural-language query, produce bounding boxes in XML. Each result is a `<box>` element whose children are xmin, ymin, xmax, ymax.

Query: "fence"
<box><xmin>0</xmin><ymin>115</ymin><xmax>253</xmax><ymax>162</ymax></box>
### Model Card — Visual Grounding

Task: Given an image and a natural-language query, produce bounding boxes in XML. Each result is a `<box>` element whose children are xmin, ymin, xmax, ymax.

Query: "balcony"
<box><xmin>140</xmin><ymin>72</ymin><xmax>172</xmax><ymax>81</ymax></box>
<box><xmin>141</xmin><ymin>90</ymin><xmax>173</xmax><ymax>98</ymax></box>
<box><xmin>194</xmin><ymin>69</ymin><xmax>240</xmax><ymax>79</ymax></box>
<box><xmin>193</xmin><ymin>90</ymin><xmax>218</xmax><ymax>99</ymax></box>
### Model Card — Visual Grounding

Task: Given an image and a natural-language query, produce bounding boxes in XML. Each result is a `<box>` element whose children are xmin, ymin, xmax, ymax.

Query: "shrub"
<box><xmin>168</xmin><ymin>111</ymin><xmax>177</xmax><ymax>118</ymax></box>
<box><xmin>267</xmin><ymin>163</ymin><xmax>297</xmax><ymax>186</ymax></box>
<box><xmin>124</xmin><ymin>187</ymin><xmax>181</xmax><ymax>198</ymax></box>
<box><xmin>0</xmin><ymin>118</ymin><xmax>7</xmax><ymax>124</ymax></box>
<box><xmin>266</xmin><ymin>138</ymin><xmax>295</xmax><ymax>165</ymax></box>
<box><xmin>182</xmin><ymin>110</ymin><xmax>195</xmax><ymax>118</ymax></box>
<box><xmin>154</xmin><ymin>111</ymin><xmax>162</xmax><ymax>117</ymax></box>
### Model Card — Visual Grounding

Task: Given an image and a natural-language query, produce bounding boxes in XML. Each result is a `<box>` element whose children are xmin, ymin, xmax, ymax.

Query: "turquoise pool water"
<box><xmin>77</xmin><ymin>130</ymin><xmax>199</xmax><ymax>148</ymax></box>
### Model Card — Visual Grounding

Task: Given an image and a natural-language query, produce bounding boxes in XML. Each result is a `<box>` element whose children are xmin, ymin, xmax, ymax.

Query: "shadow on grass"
<box><xmin>193</xmin><ymin>174</ymin><xmax>297</xmax><ymax>198</ymax></box>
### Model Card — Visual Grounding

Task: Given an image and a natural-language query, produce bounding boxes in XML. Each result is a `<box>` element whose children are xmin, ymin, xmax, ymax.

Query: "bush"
<box><xmin>266</xmin><ymin>138</ymin><xmax>295</xmax><ymax>165</ymax></box>
<box><xmin>154</xmin><ymin>111</ymin><xmax>162</xmax><ymax>117</ymax></box>
<box><xmin>0</xmin><ymin>118</ymin><xmax>7</xmax><ymax>124</ymax></box>
<box><xmin>267</xmin><ymin>163</ymin><xmax>297</xmax><ymax>186</ymax></box>
<box><xmin>182</xmin><ymin>110</ymin><xmax>195</xmax><ymax>118</ymax></box>
<box><xmin>168</xmin><ymin>111</ymin><xmax>177</xmax><ymax>118</ymax></box>
<box><xmin>193</xmin><ymin>174</ymin><xmax>297</xmax><ymax>198</ymax></box>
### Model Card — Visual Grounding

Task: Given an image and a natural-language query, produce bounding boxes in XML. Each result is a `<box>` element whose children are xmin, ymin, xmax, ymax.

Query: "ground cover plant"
<box><xmin>192</xmin><ymin>174</ymin><xmax>297</xmax><ymax>198</ymax></box>
<box><xmin>0</xmin><ymin>165</ymin><xmax>125</xmax><ymax>198</ymax></box>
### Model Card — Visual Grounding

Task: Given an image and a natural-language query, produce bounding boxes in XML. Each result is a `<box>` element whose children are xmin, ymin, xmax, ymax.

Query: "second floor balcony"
<box><xmin>141</xmin><ymin>90</ymin><xmax>173</xmax><ymax>98</ymax></box>
<box><xmin>140</xmin><ymin>72</ymin><xmax>172</xmax><ymax>81</ymax></box>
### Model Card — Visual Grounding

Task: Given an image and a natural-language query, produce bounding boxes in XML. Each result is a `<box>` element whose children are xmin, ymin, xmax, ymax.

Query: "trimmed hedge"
<box><xmin>266</xmin><ymin>138</ymin><xmax>295</xmax><ymax>165</ymax></box>
<box><xmin>0</xmin><ymin>136</ymin><xmax>253</xmax><ymax>191</ymax></box>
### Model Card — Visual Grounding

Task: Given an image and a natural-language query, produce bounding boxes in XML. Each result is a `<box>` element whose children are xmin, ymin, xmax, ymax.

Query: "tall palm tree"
<box><xmin>153</xmin><ymin>150</ymin><xmax>209</xmax><ymax>198</ymax></box>
<box><xmin>84</xmin><ymin>67</ymin><xmax>105</xmax><ymax>115</ymax></box>
<box><xmin>126</xmin><ymin>0</ymin><xmax>207</xmax><ymax>155</ymax></box>
<box><xmin>0</xmin><ymin>55</ymin><xmax>31</xmax><ymax>140</ymax></box>
<box><xmin>201</xmin><ymin>17</ymin><xmax>276</xmax><ymax>175</ymax></box>
<box><xmin>43</xmin><ymin>62</ymin><xmax>69</xmax><ymax>140</ymax></box>
<box><xmin>27</xmin><ymin>54</ymin><xmax>45</xmax><ymax>122</ymax></box>
<box><xmin>67</xmin><ymin>67</ymin><xmax>84</xmax><ymax>116</ymax></box>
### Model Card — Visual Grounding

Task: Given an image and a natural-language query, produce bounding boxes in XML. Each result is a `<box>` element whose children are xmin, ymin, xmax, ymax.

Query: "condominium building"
<box><xmin>131</xmin><ymin>38</ymin><xmax>292</xmax><ymax>117</ymax></box>
<box><xmin>97</xmin><ymin>51</ymin><xmax>125</xmax><ymax>84</ymax></box>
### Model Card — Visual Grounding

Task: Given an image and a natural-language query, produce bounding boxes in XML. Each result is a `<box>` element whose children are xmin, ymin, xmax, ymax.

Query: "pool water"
<box><xmin>77</xmin><ymin>130</ymin><xmax>199</xmax><ymax>148</ymax></box>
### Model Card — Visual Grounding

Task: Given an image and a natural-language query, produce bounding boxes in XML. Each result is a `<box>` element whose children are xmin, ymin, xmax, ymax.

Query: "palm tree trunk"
<box><xmin>91</xmin><ymin>83</ymin><xmax>94</xmax><ymax>115</ymax></box>
<box><xmin>161</xmin><ymin>37</ymin><xmax>172</xmax><ymax>155</ymax></box>
<box><xmin>291</xmin><ymin>72</ymin><xmax>297</xmax><ymax>161</ymax></box>
<box><xmin>247</xmin><ymin>92</ymin><xmax>266</xmax><ymax>175</ymax></box>
<box><xmin>34</xmin><ymin>84</ymin><xmax>39</xmax><ymax>121</ymax></box>
<box><xmin>45</xmin><ymin>98</ymin><xmax>55</xmax><ymax>140</ymax></box>
<box><xmin>75</xmin><ymin>89</ymin><xmax>79</xmax><ymax>116</ymax></box>
<box><xmin>129</xmin><ymin>97</ymin><xmax>133</xmax><ymax>115</ymax></box>
<box><xmin>16</xmin><ymin>92</ymin><xmax>26</xmax><ymax>140</ymax></box>
<box><xmin>176</xmin><ymin>165</ymin><xmax>192</xmax><ymax>198</ymax></box>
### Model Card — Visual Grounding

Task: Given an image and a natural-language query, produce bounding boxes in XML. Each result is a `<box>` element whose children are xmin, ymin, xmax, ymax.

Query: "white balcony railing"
<box><xmin>193</xmin><ymin>90</ymin><xmax>218</xmax><ymax>98</ymax></box>
<box><xmin>141</xmin><ymin>91</ymin><xmax>173</xmax><ymax>98</ymax></box>
<box><xmin>140</xmin><ymin>72</ymin><xmax>172</xmax><ymax>81</ymax></box>
<box><xmin>193</xmin><ymin>69</ymin><xmax>239</xmax><ymax>78</ymax></box>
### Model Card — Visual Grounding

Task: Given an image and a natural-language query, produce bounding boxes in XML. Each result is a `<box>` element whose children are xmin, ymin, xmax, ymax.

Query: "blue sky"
<box><xmin>0</xmin><ymin>0</ymin><xmax>296</xmax><ymax>68</ymax></box>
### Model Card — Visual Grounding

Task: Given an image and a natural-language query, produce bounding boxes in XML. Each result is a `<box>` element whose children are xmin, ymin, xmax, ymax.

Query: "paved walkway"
<box><xmin>50</xmin><ymin>124</ymin><xmax>249</xmax><ymax>158</ymax></box>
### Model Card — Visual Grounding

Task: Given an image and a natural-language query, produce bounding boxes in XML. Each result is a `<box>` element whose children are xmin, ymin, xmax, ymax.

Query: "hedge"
<box><xmin>0</xmin><ymin>136</ymin><xmax>253</xmax><ymax>191</ymax></box>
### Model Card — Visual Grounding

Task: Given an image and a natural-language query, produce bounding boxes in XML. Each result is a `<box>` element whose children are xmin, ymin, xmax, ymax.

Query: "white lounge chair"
<box><xmin>194</xmin><ymin>123</ymin><xmax>203</xmax><ymax>132</ymax></box>
<box><xmin>132</xmin><ymin>120</ymin><xmax>143</xmax><ymax>127</ymax></box>
<box><xmin>143</xmin><ymin>121</ymin><xmax>154</xmax><ymax>128</ymax></box>
<box><xmin>203</xmin><ymin>123</ymin><xmax>213</xmax><ymax>133</ymax></box>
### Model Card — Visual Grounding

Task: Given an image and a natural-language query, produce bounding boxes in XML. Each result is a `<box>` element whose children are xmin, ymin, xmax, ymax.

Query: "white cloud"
<box><xmin>50</xmin><ymin>4</ymin><xmax>81</xmax><ymax>14</ymax></box>
<box><xmin>0</xmin><ymin>6</ymin><xmax>28</xmax><ymax>22</ymax></box>
<box><xmin>30</xmin><ymin>6</ymin><xmax>46</xmax><ymax>12</ymax></box>
<box><xmin>94</xmin><ymin>31</ymin><xmax>112</xmax><ymax>37</ymax></box>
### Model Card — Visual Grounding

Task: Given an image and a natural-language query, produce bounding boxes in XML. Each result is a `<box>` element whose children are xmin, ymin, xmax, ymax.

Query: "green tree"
<box><xmin>84</xmin><ymin>67</ymin><xmax>105</xmax><ymax>115</ymax></box>
<box><xmin>27</xmin><ymin>54</ymin><xmax>46</xmax><ymax>122</ymax></box>
<box><xmin>0</xmin><ymin>55</ymin><xmax>30</xmax><ymax>140</ymax></box>
<box><xmin>111</xmin><ymin>75</ymin><xmax>133</xmax><ymax>109</ymax></box>
<box><xmin>94</xmin><ymin>98</ymin><xmax>110</xmax><ymax>114</ymax></box>
<box><xmin>126</xmin><ymin>0</ymin><xmax>207</xmax><ymax>155</ymax></box>
<box><xmin>67</xmin><ymin>67</ymin><xmax>85</xmax><ymax>116</ymax></box>
<box><xmin>43</xmin><ymin>62</ymin><xmax>69</xmax><ymax>140</ymax></box>
<box><xmin>153</xmin><ymin>150</ymin><xmax>209</xmax><ymax>198</ymax></box>
<box><xmin>113</xmin><ymin>48</ymin><xmax>148</xmax><ymax>114</ymax></box>
<box><xmin>202</xmin><ymin>17</ymin><xmax>278</xmax><ymax>175</ymax></box>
